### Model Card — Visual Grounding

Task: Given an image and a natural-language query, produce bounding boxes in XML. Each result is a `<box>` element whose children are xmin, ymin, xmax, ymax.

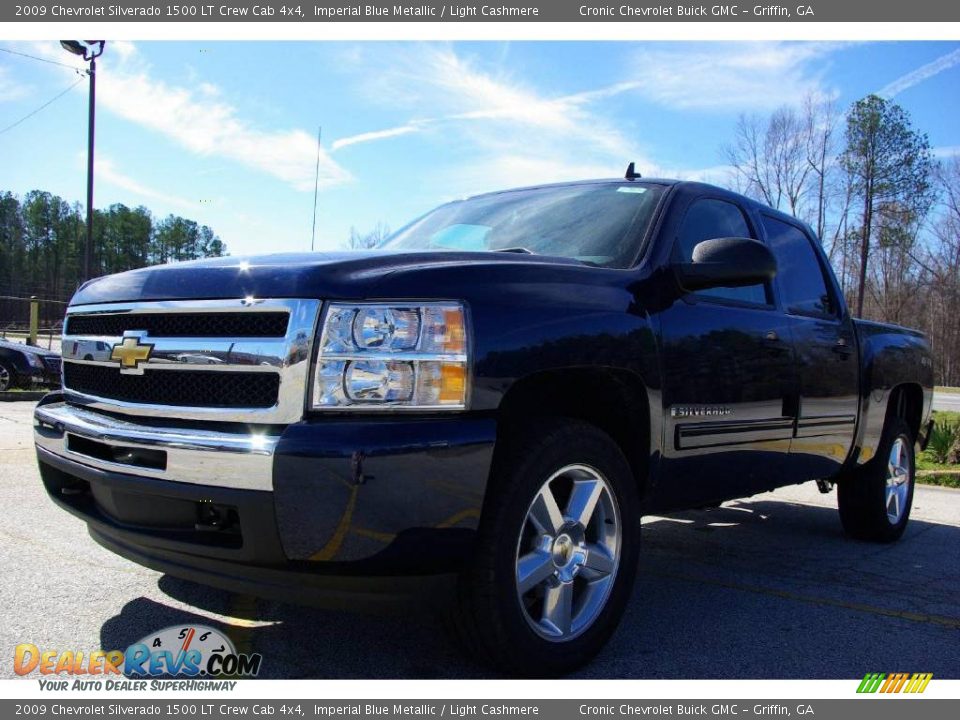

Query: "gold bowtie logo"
<box><xmin>111</xmin><ymin>336</ymin><xmax>154</xmax><ymax>369</ymax></box>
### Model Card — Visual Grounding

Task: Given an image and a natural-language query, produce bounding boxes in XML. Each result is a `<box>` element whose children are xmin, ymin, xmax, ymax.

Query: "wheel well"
<box><xmin>888</xmin><ymin>383</ymin><xmax>923</xmax><ymax>441</ymax></box>
<box><xmin>496</xmin><ymin>368</ymin><xmax>651</xmax><ymax>492</ymax></box>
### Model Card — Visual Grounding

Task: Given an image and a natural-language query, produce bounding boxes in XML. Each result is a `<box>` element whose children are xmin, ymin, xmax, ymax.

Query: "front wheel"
<box><xmin>453</xmin><ymin>419</ymin><xmax>640</xmax><ymax>676</ymax></box>
<box><xmin>0</xmin><ymin>361</ymin><xmax>17</xmax><ymax>392</ymax></box>
<box><xmin>837</xmin><ymin>417</ymin><xmax>915</xmax><ymax>542</ymax></box>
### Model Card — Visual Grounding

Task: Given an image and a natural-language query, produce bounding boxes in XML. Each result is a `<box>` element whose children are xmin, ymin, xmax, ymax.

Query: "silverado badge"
<box><xmin>111</xmin><ymin>335</ymin><xmax>154</xmax><ymax>373</ymax></box>
<box><xmin>670</xmin><ymin>405</ymin><xmax>733</xmax><ymax>418</ymax></box>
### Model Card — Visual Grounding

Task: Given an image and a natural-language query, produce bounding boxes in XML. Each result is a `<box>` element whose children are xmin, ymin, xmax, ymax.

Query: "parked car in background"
<box><xmin>0</xmin><ymin>338</ymin><xmax>61</xmax><ymax>391</ymax></box>
<box><xmin>174</xmin><ymin>353</ymin><xmax>225</xmax><ymax>365</ymax></box>
<box><xmin>65</xmin><ymin>339</ymin><xmax>112</xmax><ymax>362</ymax></box>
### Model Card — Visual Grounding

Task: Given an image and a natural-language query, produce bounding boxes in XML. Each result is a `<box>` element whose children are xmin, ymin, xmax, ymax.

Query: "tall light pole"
<box><xmin>60</xmin><ymin>40</ymin><xmax>105</xmax><ymax>283</ymax></box>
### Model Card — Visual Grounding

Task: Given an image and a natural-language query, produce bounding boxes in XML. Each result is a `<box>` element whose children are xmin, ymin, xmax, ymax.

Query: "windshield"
<box><xmin>383</xmin><ymin>182</ymin><xmax>664</xmax><ymax>268</ymax></box>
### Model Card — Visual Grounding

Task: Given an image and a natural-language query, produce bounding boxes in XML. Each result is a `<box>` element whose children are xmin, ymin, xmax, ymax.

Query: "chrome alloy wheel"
<box><xmin>886</xmin><ymin>437</ymin><xmax>911</xmax><ymax>525</ymax></box>
<box><xmin>0</xmin><ymin>364</ymin><xmax>10</xmax><ymax>392</ymax></box>
<box><xmin>515</xmin><ymin>464</ymin><xmax>621</xmax><ymax>642</ymax></box>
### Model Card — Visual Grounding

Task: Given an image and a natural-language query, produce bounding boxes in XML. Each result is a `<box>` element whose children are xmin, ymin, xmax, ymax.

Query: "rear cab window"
<box><xmin>761</xmin><ymin>215</ymin><xmax>836</xmax><ymax>318</ymax></box>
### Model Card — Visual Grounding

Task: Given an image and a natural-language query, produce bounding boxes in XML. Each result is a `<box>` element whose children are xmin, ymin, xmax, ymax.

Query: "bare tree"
<box><xmin>347</xmin><ymin>222</ymin><xmax>391</xmax><ymax>250</ymax></box>
<box><xmin>724</xmin><ymin>105</ymin><xmax>812</xmax><ymax>217</ymax></box>
<box><xmin>718</xmin><ymin>96</ymin><xmax>958</xmax><ymax>386</ymax></box>
<box><xmin>921</xmin><ymin>158</ymin><xmax>960</xmax><ymax>385</ymax></box>
<box><xmin>802</xmin><ymin>94</ymin><xmax>838</xmax><ymax>242</ymax></box>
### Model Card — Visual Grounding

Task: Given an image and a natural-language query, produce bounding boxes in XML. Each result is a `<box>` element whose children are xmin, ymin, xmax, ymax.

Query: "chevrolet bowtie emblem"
<box><xmin>111</xmin><ymin>336</ymin><xmax>154</xmax><ymax>370</ymax></box>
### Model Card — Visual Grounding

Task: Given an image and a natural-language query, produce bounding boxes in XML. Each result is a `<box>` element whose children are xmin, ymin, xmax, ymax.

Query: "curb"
<box><xmin>0</xmin><ymin>391</ymin><xmax>46</xmax><ymax>402</ymax></box>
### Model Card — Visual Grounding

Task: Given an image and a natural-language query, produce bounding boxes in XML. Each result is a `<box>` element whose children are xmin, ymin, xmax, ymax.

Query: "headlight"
<box><xmin>26</xmin><ymin>353</ymin><xmax>44</xmax><ymax>369</ymax></box>
<box><xmin>312</xmin><ymin>302</ymin><xmax>468</xmax><ymax>410</ymax></box>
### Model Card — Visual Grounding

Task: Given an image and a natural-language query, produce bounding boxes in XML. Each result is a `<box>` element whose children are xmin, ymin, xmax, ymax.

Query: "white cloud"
<box><xmin>332</xmin><ymin>123</ymin><xmax>422</xmax><ymax>151</ymax></box>
<box><xmin>23</xmin><ymin>41</ymin><xmax>351</xmax><ymax>192</ymax></box>
<box><xmin>95</xmin><ymin>156</ymin><xmax>198</xmax><ymax>210</ymax></box>
<box><xmin>342</xmin><ymin>45</ymin><xmax>644</xmax><ymax>175</ymax></box>
<box><xmin>335</xmin><ymin>45</ymin><xmax>770</xmax><ymax>195</ymax></box>
<box><xmin>97</xmin><ymin>66</ymin><xmax>350</xmax><ymax>192</ymax></box>
<box><xmin>934</xmin><ymin>145</ymin><xmax>960</xmax><ymax>159</ymax></box>
<box><xmin>0</xmin><ymin>66</ymin><xmax>30</xmax><ymax>102</ymax></box>
<box><xmin>877</xmin><ymin>48</ymin><xmax>960</xmax><ymax>98</ymax></box>
<box><xmin>447</xmin><ymin>155</ymin><xmax>624</xmax><ymax>198</ymax></box>
<box><xmin>623</xmin><ymin>43</ymin><xmax>841</xmax><ymax>112</ymax></box>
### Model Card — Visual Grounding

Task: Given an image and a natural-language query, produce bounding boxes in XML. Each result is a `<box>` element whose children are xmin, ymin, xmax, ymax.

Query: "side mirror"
<box><xmin>674</xmin><ymin>237</ymin><xmax>777</xmax><ymax>292</ymax></box>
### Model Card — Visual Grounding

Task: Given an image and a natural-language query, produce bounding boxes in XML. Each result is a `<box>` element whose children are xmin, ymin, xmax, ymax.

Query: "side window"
<box><xmin>762</xmin><ymin>216</ymin><xmax>834</xmax><ymax>317</ymax></box>
<box><xmin>676</xmin><ymin>198</ymin><xmax>768</xmax><ymax>305</ymax></box>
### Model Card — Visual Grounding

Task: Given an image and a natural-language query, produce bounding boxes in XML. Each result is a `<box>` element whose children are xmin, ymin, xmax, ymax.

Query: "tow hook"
<box><xmin>816</xmin><ymin>479</ymin><xmax>834</xmax><ymax>494</ymax></box>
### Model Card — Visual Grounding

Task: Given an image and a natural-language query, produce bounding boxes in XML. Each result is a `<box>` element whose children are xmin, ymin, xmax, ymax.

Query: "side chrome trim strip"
<box><xmin>35</xmin><ymin>402</ymin><xmax>276</xmax><ymax>491</ymax></box>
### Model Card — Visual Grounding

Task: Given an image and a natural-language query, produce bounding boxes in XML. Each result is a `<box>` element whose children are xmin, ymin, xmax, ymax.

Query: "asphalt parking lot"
<box><xmin>2</xmin><ymin>399</ymin><xmax>958</xmax><ymax>679</ymax></box>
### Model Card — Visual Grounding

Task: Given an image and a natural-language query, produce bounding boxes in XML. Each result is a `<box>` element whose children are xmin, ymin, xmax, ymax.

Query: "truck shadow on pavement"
<box><xmin>100</xmin><ymin>497</ymin><xmax>960</xmax><ymax>679</ymax></box>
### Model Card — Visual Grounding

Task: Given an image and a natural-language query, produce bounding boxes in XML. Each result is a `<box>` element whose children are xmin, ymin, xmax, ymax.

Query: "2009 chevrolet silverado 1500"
<box><xmin>35</xmin><ymin>175</ymin><xmax>934</xmax><ymax>675</ymax></box>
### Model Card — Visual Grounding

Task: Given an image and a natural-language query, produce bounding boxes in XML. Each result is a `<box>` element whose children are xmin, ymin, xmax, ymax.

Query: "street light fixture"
<box><xmin>60</xmin><ymin>40</ymin><xmax>105</xmax><ymax>283</ymax></box>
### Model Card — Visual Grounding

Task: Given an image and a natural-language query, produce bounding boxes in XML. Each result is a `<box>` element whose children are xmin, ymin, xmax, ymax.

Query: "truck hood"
<box><xmin>70</xmin><ymin>250</ymin><xmax>585</xmax><ymax>306</ymax></box>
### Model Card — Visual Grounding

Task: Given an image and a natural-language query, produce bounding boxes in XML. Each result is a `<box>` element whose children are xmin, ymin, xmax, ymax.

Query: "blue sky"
<box><xmin>2</xmin><ymin>41</ymin><xmax>959</xmax><ymax>256</ymax></box>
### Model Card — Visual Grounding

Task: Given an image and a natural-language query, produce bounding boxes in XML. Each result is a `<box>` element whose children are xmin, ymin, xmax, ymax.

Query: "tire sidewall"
<box><xmin>482</xmin><ymin>422</ymin><xmax>640</xmax><ymax>674</ymax></box>
<box><xmin>841</xmin><ymin>417</ymin><xmax>916</xmax><ymax>542</ymax></box>
<box><xmin>0</xmin><ymin>361</ymin><xmax>15</xmax><ymax>392</ymax></box>
<box><xmin>874</xmin><ymin>422</ymin><xmax>915</xmax><ymax>537</ymax></box>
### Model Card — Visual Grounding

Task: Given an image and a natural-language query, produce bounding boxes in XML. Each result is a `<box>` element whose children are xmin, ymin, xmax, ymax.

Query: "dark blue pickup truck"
<box><xmin>35</xmin><ymin>175</ymin><xmax>933</xmax><ymax>675</ymax></box>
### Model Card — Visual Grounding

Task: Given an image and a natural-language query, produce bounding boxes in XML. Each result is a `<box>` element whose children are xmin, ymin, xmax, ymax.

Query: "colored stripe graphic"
<box><xmin>857</xmin><ymin>672</ymin><xmax>932</xmax><ymax>693</ymax></box>
<box><xmin>904</xmin><ymin>673</ymin><xmax>933</xmax><ymax>693</ymax></box>
<box><xmin>857</xmin><ymin>673</ymin><xmax>885</xmax><ymax>693</ymax></box>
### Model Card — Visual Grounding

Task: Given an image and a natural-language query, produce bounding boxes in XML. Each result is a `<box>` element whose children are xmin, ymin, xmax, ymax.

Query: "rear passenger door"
<box><xmin>762</xmin><ymin>214</ymin><xmax>859</xmax><ymax>479</ymax></box>
<box><xmin>657</xmin><ymin>196</ymin><xmax>798</xmax><ymax>509</ymax></box>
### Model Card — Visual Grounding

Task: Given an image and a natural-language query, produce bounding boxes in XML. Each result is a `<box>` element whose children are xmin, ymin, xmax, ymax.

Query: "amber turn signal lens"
<box><xmin>443</xmin><ymin>309</ymin><xmax>467</xmax><ymax>355</ymax></box>
<box><xmin>439</xmin><ymin>362</ymin><xmax>467</xmax><ymax>404</ymax></box>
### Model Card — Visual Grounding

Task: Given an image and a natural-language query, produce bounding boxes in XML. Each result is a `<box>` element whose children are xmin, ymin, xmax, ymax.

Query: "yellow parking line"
<box><xmin>436</xmin><ymin>508</ymin><xmax>481</xmax><ymax>528</ymax></box>
<box><xmin>309</xmin><ymin>484</ymin><xmax>359</xmax><ymax>561</ymax></box>
<box><xmin>653</xmin><ymin>570</ymin><xmax>960</xmax><ymax>630</ymax></box>
<box><xmin>352</xmin><ymin>526</ymin><xmax>396</xmax><ymax>543</ymax></box>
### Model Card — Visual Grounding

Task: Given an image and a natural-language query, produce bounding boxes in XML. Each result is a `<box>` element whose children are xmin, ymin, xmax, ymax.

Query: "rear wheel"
<box><xmin>837</xmin><ymin>417</ymin><xmax>915</xmax><ymax>542</ymax></box>
<box><xmin>453</xmin><ymin>419</ymin><xmax>640</xmax><ymax>676</ymax></box>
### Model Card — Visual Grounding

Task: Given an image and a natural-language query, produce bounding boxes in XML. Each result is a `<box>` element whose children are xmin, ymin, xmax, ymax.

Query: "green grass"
<box><xmin>917</xmin><ymin>473</ymin><xmax>960</xmax><ymax>489</ymax></box>
<box><xmin>917</xmin><ymin>410</ymin><xmax>960</xmax><ymax>482</ymax></box>
<box><xmin>917</xmin><ymin>459</ymin><xmax>958</xmax><ymax>472</ymax></box>
<box><xmin>935</xmin><ymin>386</ymin><xmax>960</xmax><ymax>394</ymax></box>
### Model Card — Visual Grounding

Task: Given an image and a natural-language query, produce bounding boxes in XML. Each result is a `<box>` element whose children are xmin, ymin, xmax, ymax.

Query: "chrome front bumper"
<box><xmin>34</xmin><ymin>402</ymin><xmax>276</xmax><ymax>491</ymax></box>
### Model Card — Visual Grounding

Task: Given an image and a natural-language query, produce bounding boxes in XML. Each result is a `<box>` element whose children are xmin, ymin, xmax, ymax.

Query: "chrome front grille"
<box><xmin>63</xmin><ymin>364</ymin><xmax>281</xmax><ymax>408</ymax></box>
<box><xmin>65</xmin><ymin>311</ymin><xmax>290</xmax><ymax>338</ymax></box>
<box><xmin>61</xmin><ymin>298</ymin><xmax>320</xmax><ymax>424</ymax></box>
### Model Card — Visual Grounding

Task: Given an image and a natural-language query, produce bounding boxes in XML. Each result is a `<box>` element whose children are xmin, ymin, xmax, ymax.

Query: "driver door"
<box><xmin>656</xmin><ymin>196</ymin><xmax>799</xmax><ymax>510</ymax></box>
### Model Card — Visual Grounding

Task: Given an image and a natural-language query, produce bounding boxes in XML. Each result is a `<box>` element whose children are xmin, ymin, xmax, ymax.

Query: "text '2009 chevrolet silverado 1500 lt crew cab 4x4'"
<box><xmin>35</xmin><ymin>173</ymin><xmax>933</xmax><ymax>676</ymax></box>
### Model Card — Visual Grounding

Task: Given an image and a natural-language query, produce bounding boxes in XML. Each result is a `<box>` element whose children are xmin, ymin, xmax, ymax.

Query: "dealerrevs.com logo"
<box><xmin>14</xmin><ymin>625</ymin><xmax>262</xmax><ymax>688</ymax></box>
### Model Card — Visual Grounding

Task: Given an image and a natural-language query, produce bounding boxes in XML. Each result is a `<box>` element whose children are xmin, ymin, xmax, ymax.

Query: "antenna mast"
<box><xmin>310</xmin><ymin>126</ymin><xmax>322</xmax><ymax>251</ymax></box>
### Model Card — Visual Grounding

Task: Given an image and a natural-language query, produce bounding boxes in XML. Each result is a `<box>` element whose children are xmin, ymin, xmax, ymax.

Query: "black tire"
<box><xmin>453</xmin><ymin>418</ymin><xmax>641</xmax><ymax>676</ymax></box>
<box><xmin>0</xmin><ymin>360</ymin><xmax>17</xmax><ymax>392</ymax></box>
<box><xmin>837</xmin><ymin>417</ymin><xmax>915</xmax><ymax>543</ymax></box>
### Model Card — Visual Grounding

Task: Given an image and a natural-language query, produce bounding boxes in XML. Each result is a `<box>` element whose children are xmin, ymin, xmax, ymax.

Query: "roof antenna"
<box><xmin>310</xmin><ymin>125</ymin><xmax>322</xmax><ymax>251</ymax></box>
<box><xmin>625</xmin><ymin>162</ymin><xmax>642</xmax><ymax>180</ymax></box>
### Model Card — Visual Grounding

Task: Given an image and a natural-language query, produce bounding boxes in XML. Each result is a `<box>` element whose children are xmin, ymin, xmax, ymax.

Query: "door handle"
<box><xmin>763</xmin><ymin>330</ymin><xmax>788</xmax><ymax>353</ymax></box>
<box><xmin>833</xmin><ymin>337</ymin><xmax>853</xmax><ymax>356</ymax></box>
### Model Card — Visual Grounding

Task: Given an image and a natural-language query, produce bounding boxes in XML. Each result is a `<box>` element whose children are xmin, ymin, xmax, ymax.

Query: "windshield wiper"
<box><xmin>494</xmin><ymin>247</ymin><xmax>536</xmax><ymax>254</ymax></box>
